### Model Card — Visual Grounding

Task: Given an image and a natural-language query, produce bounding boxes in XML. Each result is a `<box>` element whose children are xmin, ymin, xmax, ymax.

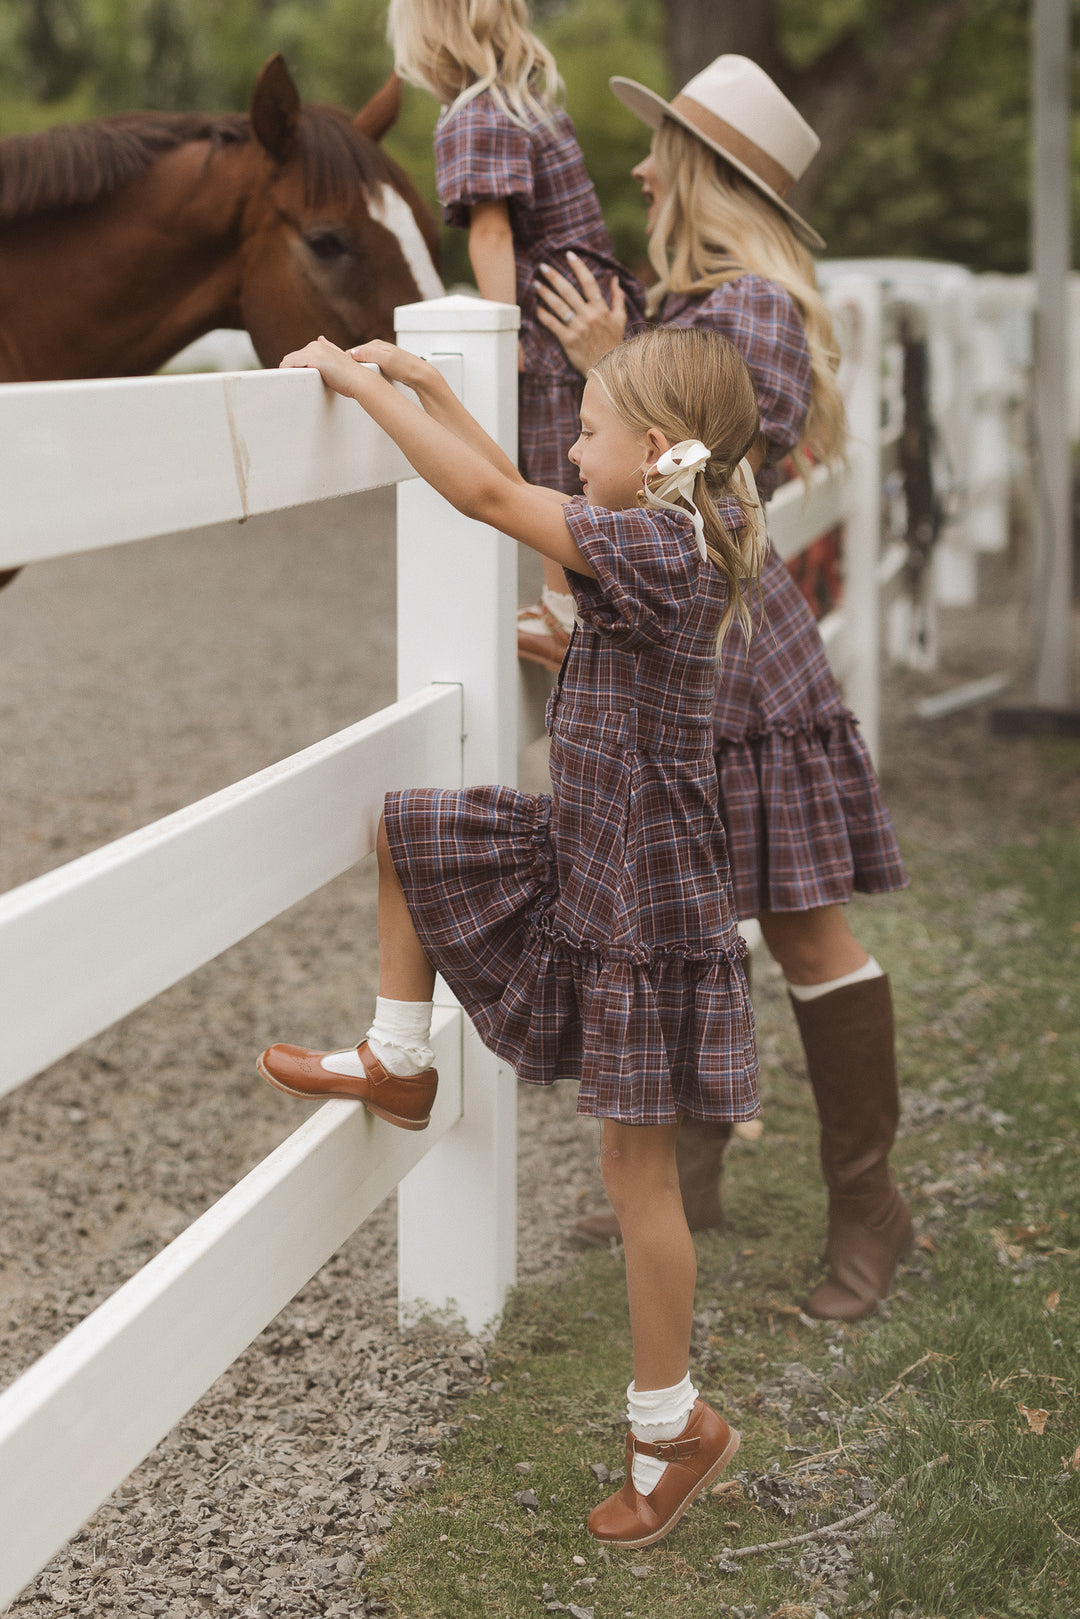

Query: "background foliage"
<box><xmin>0</xmin><ymin>0</ymin><xmax>1077</xmax><ymax>277</ymax></box>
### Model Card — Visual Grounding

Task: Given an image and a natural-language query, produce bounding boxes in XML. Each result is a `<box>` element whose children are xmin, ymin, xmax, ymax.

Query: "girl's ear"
<box><xmin>643</xmin><ymin>425</ymin><xmax>673</xmax><ymax>469</ymax></box>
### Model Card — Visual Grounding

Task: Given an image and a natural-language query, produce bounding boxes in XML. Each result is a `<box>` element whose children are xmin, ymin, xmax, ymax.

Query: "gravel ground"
<box><xmin>0</xmin><ymin>495</ymin><xmax>1072</xmax><ymax>1615</ymax></box>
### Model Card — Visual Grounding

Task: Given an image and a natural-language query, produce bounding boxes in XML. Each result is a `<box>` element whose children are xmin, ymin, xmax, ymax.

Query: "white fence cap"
<box><xmin>395</xmin><ymin>293</ymin><xmax>520</xmax><ymax>332</ymax></box>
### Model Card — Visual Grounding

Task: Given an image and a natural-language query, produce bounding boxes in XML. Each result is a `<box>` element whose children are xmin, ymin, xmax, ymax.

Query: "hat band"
<box><xmin>669</xmin><ymin>94</ymin><xmax>796</xmax><ymax>198</ymax></box>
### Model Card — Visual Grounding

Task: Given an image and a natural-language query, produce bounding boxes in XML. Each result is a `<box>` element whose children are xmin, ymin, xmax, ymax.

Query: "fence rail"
<box><xmin>0</xmin><ymin>274</ymin><xmax>937</xmax><ymax>1609</ymax></box>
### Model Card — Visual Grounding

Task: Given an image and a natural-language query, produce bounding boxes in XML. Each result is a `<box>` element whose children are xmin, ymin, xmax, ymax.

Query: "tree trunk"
<box><xmin>662</xmin><ymin>0</ymin><xmax>784</xmax><ymax>89</ymax></box>
<box><xmin>661</xmin><ymin>0</ymin><xmax>972</xmax><ymax>208</ymax></box>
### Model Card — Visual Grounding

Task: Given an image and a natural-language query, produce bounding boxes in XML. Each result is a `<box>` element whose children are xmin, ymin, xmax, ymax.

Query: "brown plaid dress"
<box><xmin>385</xmin><ymin>501</ymin><xmax>759</xmax><ymax>1127</ymax></box>
<box><xmin>435</xmin><ymin>93</ymin><xmax>645</xmax><ymax>493</ymax></box>
<box><xmin>663</xmin><ymin>276</ymin><xmax>908</xmax><ymax>916</ymax></box>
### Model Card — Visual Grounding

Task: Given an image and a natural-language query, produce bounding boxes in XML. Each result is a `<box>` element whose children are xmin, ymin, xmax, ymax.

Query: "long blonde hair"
<box><xmin>592</xmin><ymin>327</ymin><xmax>766</xmax><ymax>647</ymax></box>
<box><xmin>647</xmin><ymin>120</ymin><xmax>845</xmax><ymax>474</ymax></box>
<box><xmin>387</xmin><ymin>0</ymin><xmax>562</xmax><ymax>129</ymax></box>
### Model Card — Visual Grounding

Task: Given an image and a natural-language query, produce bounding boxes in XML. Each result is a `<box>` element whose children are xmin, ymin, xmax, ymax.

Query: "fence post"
<box><xmin>392</xmin><ymin>294</ymin><xmax>521</xmax><ymax>1335</ymax></box>
<box><xmin>837</xmin><ymin>277</ymin><xmax>885</xmax><ymax>764</ymax></box>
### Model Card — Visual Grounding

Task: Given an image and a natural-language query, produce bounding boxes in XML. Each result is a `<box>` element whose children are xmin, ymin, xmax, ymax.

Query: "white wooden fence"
<box><xmin>0</xmin><ymin>280</ymin><xmax>899</xmax><ymax>1609</ymax></box>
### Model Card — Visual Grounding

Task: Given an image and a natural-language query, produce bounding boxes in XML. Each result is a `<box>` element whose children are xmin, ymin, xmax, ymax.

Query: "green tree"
<box><xmin>1</xmin><ymin>0</ymin><xmax>1077</xmax><ymax>275</ymax></box>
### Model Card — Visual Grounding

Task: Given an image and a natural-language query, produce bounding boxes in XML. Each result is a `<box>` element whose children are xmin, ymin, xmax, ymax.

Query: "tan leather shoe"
<box><xmin>517</xmin><ymin>601</ymin><xmax>571</xmax><ymax>673</ymax></box>
<box><xmin>257</xmin><ymin>1039</ymin><xmax>436</xmax><ymax>1131</ymax></box>
<box><xmin>587</xmin><ymin>1400</ymin><xmax>739</xmax><ymax>1548</ymax></box>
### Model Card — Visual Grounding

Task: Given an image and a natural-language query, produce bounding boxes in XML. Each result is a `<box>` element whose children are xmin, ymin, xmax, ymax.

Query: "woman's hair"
<box><xmin>592</xmin><ymin>326</ymin><xmax>766</xmax><ymax>646</ymax></box>
<box><xmin>646</xmin><ymin>119</ymin><xmax>845</xmax><ymax>475</ymax></box>
<box><xmin>387</xmin><ymin>0</ymin><xmax>561</xmax><ymax>129</ymax></box>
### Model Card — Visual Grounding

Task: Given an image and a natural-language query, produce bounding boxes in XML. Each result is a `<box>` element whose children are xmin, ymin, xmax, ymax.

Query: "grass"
<box><xmin>360</xmin><ymin>758</ymin><xmax>1080</xmax><ymax>1618</ymax></box>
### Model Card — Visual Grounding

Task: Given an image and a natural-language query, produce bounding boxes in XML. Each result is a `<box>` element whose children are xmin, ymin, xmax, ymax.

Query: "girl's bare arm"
<box><xmin>282</xmin><ymin>338</ymin><xmax>593</xmax><ymax>575</ymax></box>
<box><xmin>467</xmin><ymin>200</ymin><xmax>518</xmax><ymax>304</ymax></box>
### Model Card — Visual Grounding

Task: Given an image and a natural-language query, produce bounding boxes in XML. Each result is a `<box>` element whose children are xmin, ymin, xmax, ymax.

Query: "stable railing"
<box><xmin>0</xmin><ymin>279</ymin><xmax>895</xmax><ymax>1609</ymax></box>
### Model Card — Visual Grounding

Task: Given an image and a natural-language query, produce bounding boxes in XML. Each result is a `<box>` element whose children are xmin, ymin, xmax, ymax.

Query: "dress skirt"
<box><xmin>383</xmin><ymin>785</ymin><xmax>759</xmax><ymax>1127</ymax></box>
<box><xmin>518</xmin><ymin>373</ymin><xmax>585</xmax><ymax>494</ymax></box>
<box><xmin>714</xmin><ymin>550</ymin><xmax>909</xmax><ymax>918</ymax></box>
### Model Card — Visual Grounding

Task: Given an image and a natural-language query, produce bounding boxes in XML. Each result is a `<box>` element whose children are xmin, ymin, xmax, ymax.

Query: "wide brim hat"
<box><xmin>610</xmin><ymin>55</ymin><xmax>826</xmax><ymax>251</ymax></box>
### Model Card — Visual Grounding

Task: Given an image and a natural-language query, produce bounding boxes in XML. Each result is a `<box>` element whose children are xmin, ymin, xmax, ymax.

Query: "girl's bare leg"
<box><xmin>375</xmin><ymin>814</ymin><xmax>435</xmax><ymax>1001</ymax></box>
<box><xmin>757</xmin><ymin>903</ymin><xmax>867</xmax><ymax>985</ymax></box>
<box><xmin>599</xmin><ymin>1119</ymin><xmax>694</xmax><ymax>1389</ymax></box>
<box><xmin>540</xmin><ymin>553</ymin><xmax>570</xmax><ymax>596</ymax></box>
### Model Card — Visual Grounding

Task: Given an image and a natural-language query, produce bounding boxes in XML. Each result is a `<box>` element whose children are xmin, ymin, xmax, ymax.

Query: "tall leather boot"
<box><xmin>573</xmin><ymin>1119</ymin><xmax>734</xmax><ymax>1245</ymax></box>
<box><xmin>790</xmin><ymin>975</ymin><xmax>913</xmax><ymax>1321</ymax></box>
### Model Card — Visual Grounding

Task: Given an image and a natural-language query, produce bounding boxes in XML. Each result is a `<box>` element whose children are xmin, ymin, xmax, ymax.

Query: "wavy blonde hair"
<box><xmin>387</xmin><ymin>0</ymin><xmax>562</xmax><ymax>129</ymax></box>
<box><xmin>647</xmin><ymin>120</ymin><xmax>845</xmax><ymax>473</ymax></box>
<box><xmin>592</xmin><ymin>327</ymin><xmax>766</xmax><ymax>647</ymax></box>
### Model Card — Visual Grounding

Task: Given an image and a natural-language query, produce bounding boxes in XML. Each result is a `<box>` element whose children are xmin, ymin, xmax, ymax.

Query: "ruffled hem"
<box><xmin>383</xmin><ymin>786</ymin><xmax>758</xmax><ymax>1126</ymax></box>
<box><xmin>714</xmin><ymin>710</ymin><xmax>908</xmax><ymax>917</ymax></box>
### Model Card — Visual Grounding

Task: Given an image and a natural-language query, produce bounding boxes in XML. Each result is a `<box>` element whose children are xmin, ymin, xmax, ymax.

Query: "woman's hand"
<box><xmin>535</xmin><ymin>252</ymin><xmax>628</xmax><ymax>374</ymax></box>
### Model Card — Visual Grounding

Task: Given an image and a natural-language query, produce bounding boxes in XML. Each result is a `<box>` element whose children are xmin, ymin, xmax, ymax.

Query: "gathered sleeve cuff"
<box><xmin>561</xmin><ymin>498</ymin><xmax>702</xmax><ymax>651</ymax></box>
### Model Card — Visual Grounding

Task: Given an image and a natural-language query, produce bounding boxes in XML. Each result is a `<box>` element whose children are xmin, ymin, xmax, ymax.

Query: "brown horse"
<box><xmin>0</xmin><ymin>55</ymin><xmax>443</xmax><ymax>587</ymax></box>
<box><xmin>0</xmin><ymin>54</ymin><xmax>442</xmax><ymax>384</ymax></box>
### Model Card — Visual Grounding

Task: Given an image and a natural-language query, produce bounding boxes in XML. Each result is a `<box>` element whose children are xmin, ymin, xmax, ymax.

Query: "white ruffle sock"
<box><xmin>366</xmin><ymin>996</ymin><xmax>435</xmax><ymax>1075</ymax></box>
<box><xmin>627</xmin><ymin>1373</ymin><xmax>698</xmax><ymax>1495</ymax></box>
<box><xmin>317</xmin><ymin>997</ymin><xmax>434</xmax><ymax>1080</ymax></box>
<box><xmin>520</xmin><ymin>585</ymin><xmax>576</xmax><ymax>636</ymax></box>
<box><xmin>786</xmin><ymin>955</ymin><xmax>884</xmax><ymax>1003</ymax></box>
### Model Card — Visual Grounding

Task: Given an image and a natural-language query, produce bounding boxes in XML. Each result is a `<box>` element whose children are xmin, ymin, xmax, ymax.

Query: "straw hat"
<box><xmin>610</xmin><ymin>55</ymin><xmax>825</xmax><ymax>250</ymax></box>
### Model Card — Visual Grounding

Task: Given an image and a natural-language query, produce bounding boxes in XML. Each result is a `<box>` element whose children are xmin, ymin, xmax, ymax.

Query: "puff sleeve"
<box><xmin>561</xmin><ymin>499</ymin><xmax>702</xmax><ymax>652</ymax></box>
<box><xmin>434</xmin><ymin>97</ymin><xmax>535</xmax><ymax>228</ymax></box>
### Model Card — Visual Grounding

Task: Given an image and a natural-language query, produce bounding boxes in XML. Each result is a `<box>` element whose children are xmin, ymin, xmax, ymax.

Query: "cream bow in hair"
<box><xmin>642</xmin><ymin>441</ymin><xmax>766</xmax><ymax>561</ymax></box>
<box><xmin>640</xmin><ymin>439</ymin><xmax>713</xmax><ymax>558</ymax></box>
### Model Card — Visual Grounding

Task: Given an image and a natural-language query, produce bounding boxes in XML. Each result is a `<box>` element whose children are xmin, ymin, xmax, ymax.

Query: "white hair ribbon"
<box><xmin>733</xmin><ymin>455</ymin><xmax>767</xmax><ymax>551</ymax></box>
<box><xmin>640</xmin><ymin>439</ymin><xmax>712</xmax><ymax>559</ymax></box>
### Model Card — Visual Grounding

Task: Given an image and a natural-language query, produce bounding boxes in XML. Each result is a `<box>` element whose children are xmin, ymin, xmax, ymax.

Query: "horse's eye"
<box><xmin>304</xmin><ymin>228</ymin><xmax>350</xmax><ymax>261</ymax></box>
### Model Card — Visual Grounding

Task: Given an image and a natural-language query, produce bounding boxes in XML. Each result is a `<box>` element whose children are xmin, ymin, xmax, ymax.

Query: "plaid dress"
<box><xmin>384</xmin><ymin>501</ymin><xmax>758</xmax><ymax>1127</ymax></box>
<box><xmin>435</xmin><ymin>93</ymin><xmax>645</xmax><ymax>493</ymax></box>
<box><xmin>663</xmin><ymin>275</ymin><xmax>908</xmax><ymax>916</ymax></box>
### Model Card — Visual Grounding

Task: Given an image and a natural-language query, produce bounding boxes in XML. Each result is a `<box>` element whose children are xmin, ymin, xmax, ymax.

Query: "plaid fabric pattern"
<box><xmin>518</xmin><ymin>373</ymin><xmax>584</xmax><ymax>493</ymax></box>
<box><xmin>714</xmin><ymin>553</ymin><xmax>908</xmax><ymax>915</ymax></box>
<box><xmin>385</xmin><ymin>502</ymin><xmax>758</xmax><ymax>1126</ymax></box>
<box><xmin>661</xmin><ymin>276</ymin><xmax>907</xmax><ymax>914</ymax></box>
<box><xmin>662</xmin><ymin>275</ymin><xmax>811</xmax><ymax>501</ymax></box>
<box><xmin>434</xmin><ymin>94</ymin><xmax>645</xmax><ymax>387</ymax></box>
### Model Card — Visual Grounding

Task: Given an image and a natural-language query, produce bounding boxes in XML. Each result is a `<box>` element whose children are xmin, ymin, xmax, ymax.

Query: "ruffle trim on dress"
<box><xmin>716</xmin><ymin>703</ymin><xmax>859</xmax><ymax>746</ymax></box>
<box><xmin>527</xmin><ymin>911</ymin><xmax>748</xmax><ymax>968</ymax></box>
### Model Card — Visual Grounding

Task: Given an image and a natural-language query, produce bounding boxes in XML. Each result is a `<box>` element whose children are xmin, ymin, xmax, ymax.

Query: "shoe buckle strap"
<box><xmin>630</xmin><ymin>1432</ymin><xmax>701</xmax><ymax>1462</ymax></box>
<box><xmin>359</xmin><ymin>1046</ymin><xmax>390</xmax><ymax>1087</ymax></box>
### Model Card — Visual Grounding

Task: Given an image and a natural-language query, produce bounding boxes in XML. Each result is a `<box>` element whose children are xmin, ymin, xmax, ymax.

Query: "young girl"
<box><xmin>259</xmin><ymin>323</ymin><xmax>762</xmax><ymax>1546</ymax></box>
<box><xmin>387</xmin><ymin>0</ymin><xmax>644</xmax><ymax>664</ymax></box>
<box><xmin>535</xmin><ymin>56</ymin><xmax>912</xmax><ymax>1322</ymax></box>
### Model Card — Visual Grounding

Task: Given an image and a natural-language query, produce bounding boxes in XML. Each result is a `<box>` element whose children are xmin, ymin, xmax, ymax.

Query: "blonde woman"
<box><xmin>388</xmin><ymin>0</ymin><xmax>643</xmax><ymax>522</ymax></box>
<box><xmin>537</xmin><ymin>56</ymin><xmax>912</xmax><ymax>1324</ymax></box>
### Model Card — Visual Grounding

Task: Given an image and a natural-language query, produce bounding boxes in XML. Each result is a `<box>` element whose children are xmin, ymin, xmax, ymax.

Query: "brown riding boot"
<box><xmin>790</xmin><ymin>974</ymin><xmax>913</xmax><ymax>1321</ymax></box>
<box><xmin>573</xmin><ymin>1119</ymin><xmax>734</xmax><ymax>1246</ymax></box>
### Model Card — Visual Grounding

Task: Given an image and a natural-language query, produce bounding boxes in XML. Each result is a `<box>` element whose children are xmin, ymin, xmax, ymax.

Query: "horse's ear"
<box><xmin>354</xmin><ymin>73</ymin><xmax>403</xmax><ymax>143</ymax></box>
<box><xmin>250</xmin><ymin>54</ymin><xmax>301</xmax><ymax>162</ymax></box>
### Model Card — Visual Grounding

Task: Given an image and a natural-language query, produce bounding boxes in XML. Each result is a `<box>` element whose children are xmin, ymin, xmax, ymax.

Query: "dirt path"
<box><xmin>0</xmin><ymin>500</ymin><xmax>1074</xmax><ymax>1616</ymax></box>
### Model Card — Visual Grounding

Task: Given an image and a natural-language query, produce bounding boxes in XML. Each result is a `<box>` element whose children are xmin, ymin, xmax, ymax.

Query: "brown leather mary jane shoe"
<box><xmin>517</xmin><ymin>601</ymin><xmax>570</xmax><ymax>673</ymax></box>
<box><xmin>587</xmin><ymin>1399</ymin><xmax>739</xmax><ymax>1549</ymax></box>
<box><xmin>257</xmin><ymin>1039</ymin><xmax>437</xmax><ymax>1130</ymax></box>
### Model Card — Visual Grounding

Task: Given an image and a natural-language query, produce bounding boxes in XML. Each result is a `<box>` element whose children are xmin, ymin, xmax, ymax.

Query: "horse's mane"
<box><xmin>0</xmin><ymin>104</ymin><xmax>399</xmax><ymax>225</ymax></box>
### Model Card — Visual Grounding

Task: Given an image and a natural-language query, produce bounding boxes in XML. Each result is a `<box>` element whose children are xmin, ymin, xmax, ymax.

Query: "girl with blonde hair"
<box><xmin>260</xmin><ymin>323</ymin><xmax>765</xmax><ymax>1545</ymax></box>
<box><xmin>388</xmin><ymin>0</ymin><xmax>643</xmax><ymax>534</ymax></box>
<box><xmin>536</xmin><ymin>56</ymin><xmax>912</xmax><ymax>1325</ymax></box>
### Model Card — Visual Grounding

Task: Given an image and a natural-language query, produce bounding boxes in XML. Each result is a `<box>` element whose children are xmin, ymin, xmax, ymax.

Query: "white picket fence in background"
<box><xmin>0</xmin><ymin>271</ymin><xmax>973</xmax><ymax>1607</ymax></box>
